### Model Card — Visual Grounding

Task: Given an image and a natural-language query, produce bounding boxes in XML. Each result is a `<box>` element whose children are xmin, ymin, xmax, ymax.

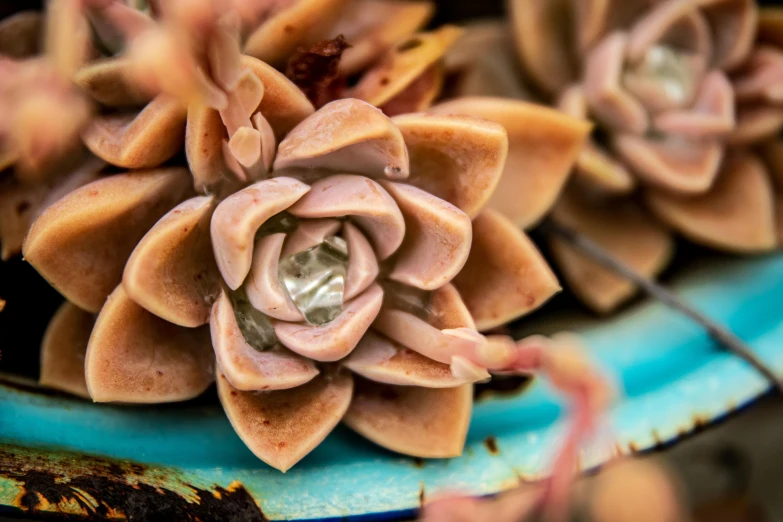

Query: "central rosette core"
<box><xmin>623</xmin><ymin>44</ymin><xmax>698</xmax><ymax>110</ymax></box>
<box><xmin>278</xmin><ymin>229</ymin><xmax>349</xmax><ymax>326</ymax></box>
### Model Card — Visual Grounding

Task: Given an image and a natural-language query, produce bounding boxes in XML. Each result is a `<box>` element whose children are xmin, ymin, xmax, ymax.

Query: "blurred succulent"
<box><xmin>421</xmin><ymin>457</ymin><xmax>686</xmax><ymax>522</ymax></box>
<box><xmin>27</xmin><ymin>60</ymin><xmax>602</xmax><ymax>469</ymax></box>
<box><xmin>0</xmin><ymin>3</ymin><xmax>107</xmax><ymax>261</ymax></box>
<box><xmin>437</xmin><ymin>1</ymin><xmax>780</xmax><ymax>315</ymax></box>
<box><xmin>737</xmin><ymin>7</ymin><xmax>783</xmax><ymax>247</ymax></box>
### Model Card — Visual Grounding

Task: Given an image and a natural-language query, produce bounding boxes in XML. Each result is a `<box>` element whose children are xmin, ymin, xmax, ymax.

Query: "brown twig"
<box><xmin>540</xmin><ymin>218</ymin><xmax>783</xmax><ymax>394</ymax></box>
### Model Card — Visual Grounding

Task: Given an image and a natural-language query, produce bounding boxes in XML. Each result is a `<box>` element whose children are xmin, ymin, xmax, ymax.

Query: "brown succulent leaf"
<box><xmin>646</xmin><ymin>152</ymin><xmax>777</xmax><ymax>252</ymax></box>
<box><xmin>0</xmin><ymin>11</ymin><xmax>42</xmax><ymax>58</ymax></box>
<box><xmin>379</xmin><ymin>63</ymin><xmax>443</xmax><ymax>116</ymax></box>
<box><xmin>392</xmin><ymin>113</ymin><xmax>507</xmax><ymax>219</ymax></box>
<box><xmin>430</xmin><ymin>97</ymin><xmax>591</xmax><ymax>229</ymax></box>
<box><xmin>549</xmin><ymin>189</ymin><xmax>674</xmax><ymax>314</ymax></box>
<box><xmin>625</xmin><ymin>0</ymin><xmax>711</xmax><ymax>68</ymax></box>
<box><xmin>332</xmin><ymin>0</ymin><xmax>434</xmax><ymax>76</ymax></box>
<box><xmin>346</xmin><ymin>283</ymin><xmax>477</xmax><ymax>387</ymax></box>
<box><xmin>729</xmin><ymin>104</ymin><xmax>783</xmax><ymax>145</ymax></box>
<box><xmin>343</xmin><ymin>378</ymin><xmax>472</xmax><ymax>458</ymax></box>
<box><xmin>123</xmin><ymin>196</ymin><xmax>220</xmax><ymax>327</ymax></box>
<box><xmin>217</xmin><ymin>369</ymin><xmax>353</xmax><ymax>472</ymax></box>
<box><xmin>613</xmin><ymin>134</ymin><xmax>723</xmax><ymax>193</ymax></box>
<box><xmin>700</xmin><ymin>0</ymin><xmax>757</xmax><ymax>70</ymax></box>
<box><xmin>0</xmin><ymin>155</ymin><xmax>105</xmax><ymax>260</ymax></box>
<box><xmin>751</xmin><ymin>139</ymin><xmax>783</xmax><ymax>244</ymax></box>
<box><xmin>24</xmin><ymin>168</ymin><xmax>192</xmax><ymax>312</ymax></box>
<box><xmin>286</xmin><ymin>35</ymin><xmax>351</xmax><ymax>108</ymax></box>
<box><xmin>210</xmin><ymin>290</ymin><xmax>319</xmax><ymax>392</ymax></box>
<box><xmin>508</xmin><ymin>0</ymin><xmax>577</xmax><ymax>95</ymax></box>
<box><xmin>575</xmin><ymin>141</ymin><xmax>636</xmax><ymax>194</ymax></box>
<box><xmin>344</xmin><ymin>330</ymin><xmax>478</xmax><ymax>388</ymax></box>
<box><xmin>453</xmin><ymin>209</ymin><xmax>560</xmax><ymax>331</ymax></box>
<box><xmin>40</xmin><ymin>302</ymin><xmax>94</xmax><ymax>399</ymax></box>
<box><xmin>75</xmin><ymin>57</ymin><xmax>151</xmax><ymax>108</ymax></box>
<box><xmin>243</xmin><ymin>0</ymin><xmax>352</xmax><ymax>68</ymax></box>
<box><xmin>185</xmin><ymin>103</ymin><xmax>234</xmax><ymax>191</ymax></box>
<box><xmin>381</xmin><ymin>181</ymin><xmax>472</xmax><ymax>290</ymax></box>
<box><xmin>274</xmin><ymin>98</ymin><xmax>409</xmax><ymax>179</ymax></box>
<box><xmin>82</xmin><ymin>95</ymin><xmax>187</xmax><ymax>169</ymax></box>
<box><xmin>86</xmin><ymin>285</ymin><xmax>214</xmax><ymax>403</ymax></box>
<box><xmin>732</xmin><ymin>46</ymin><xmax>783</xmax><ymax>104</ymax></box>
<box><xmin>351</xmin><ymin>25</ymin><xmax>461</xmax><ymax>111</ymax></box>
<box><xmin>443</xmin><ymin>20</ymin><xmax>532</xmax><ymax>100</ymax></box>
<box><xmin>231</xmin><ymin>56</ymin><xmax>314</xmax><ymax>141</ymax></box>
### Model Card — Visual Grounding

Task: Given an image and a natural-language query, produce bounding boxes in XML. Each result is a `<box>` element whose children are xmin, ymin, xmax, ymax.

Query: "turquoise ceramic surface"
<box><xmin>1</xmin><ymin>254</ymin><xmax>782</xmax><ymax>520</ymax></box>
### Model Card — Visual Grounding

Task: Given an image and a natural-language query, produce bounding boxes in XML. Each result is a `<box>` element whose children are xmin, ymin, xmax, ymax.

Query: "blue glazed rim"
<box><xmin>1</xmin><ymin>253</ymin><xmax>782</xmax><ymax>520</ymax></box>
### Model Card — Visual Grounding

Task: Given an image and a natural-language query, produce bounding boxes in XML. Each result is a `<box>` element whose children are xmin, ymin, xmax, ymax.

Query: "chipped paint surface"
<box><xmin>1</xmin><ymin>255</ymin><xmax>783</xmax><ymax>520</ymax></box>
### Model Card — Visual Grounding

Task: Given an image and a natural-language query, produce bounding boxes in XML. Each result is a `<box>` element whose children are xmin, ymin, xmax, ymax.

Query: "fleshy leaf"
<box><xmin>210</xmin><ymin>290</ymin><xmax>319</xmax><ymax>391</ymax></box>
<box><xmin>343</xmin><ymin>222</ymin><xmax>379</xmax><ymax>300</ymax></box>
<box><xmin>508</xmin><ymin>0</ymin><xmax>577</xmax><ymax>95</ymax></box>
<box><xmin>382</xmin><ymin>182</ymin><xmax>472</xmax><ymax>290</ymax></box>
<box><xmin>82</xmin><ymin>95</ymin><xmax>187</xmax><ymax>169</ymax></box>
<box><xmin>246</xmin><ymin>233</ymin><xmax>304</xmax><ymax>322</ymax></box>
<box><xmin>645</xmin><ymin>152</ymin><xmax>777</xmax><ymax>252</ymax></box>
<box><xmin>85</xmin><ymin>286</ymin><xmax>214</xmax><ymax>403</ymax></box>
<box><xmin>75</xmin><ymin>57</ymin><xmax>151</xmax><ymax>107</ymax></box>
<box><xmin>343</xmin><ymin>378</ymin><xmax>472</xmax><ymax>458</ymax></box>
<box><xmin>24</xmin><ymin>168</ymin><xmax>192</xmax><ymax>312</ymax></box>
<box><xmin>217</xmin><ymin>369</ymin><xmax>353</xmax><ymax>472</ymax></box>
<box><xmin>243</xmin><ymin>0</ymin><xmax>352</xmax><ymax>67</ymax></box>
<box><xmin>429</xmin><ymin>97</ymin><xmax>590</xmax><ymax>228</ymax></box>
<box><xmin>211</xmin><ymin>177</ymin><xmax>310</xmax><ymax>290</ymax></box>
<box><xmin>549</xmin><ymin>189</ymin><xmax>674</xmax><ymax>314</ymax></box>
<box><xmin>351</xmin><ymin>25</ymin><xmax>462</xmax><ymax>109</ymax></box>
<box><xmin>392</xmin><ymin>113</ymin><xmax>507</xmax><ymax>218</ymax></box>
<box><xmin>613</xmin><ymin>133</ymin><xmax>723</xmax><ymax>193</ymax></box>
<box><xmin>123</xmin><ymin>196</ymin><xmax>219</xmax><ymax>327</ymax></box>
<box><xmin>287</xmin><ymin>174</ymin><xmax>405</xmax><ymax>260</ymax></box>
<box><xmin>40</xmin><ymin>302</ymin><xmax>93</xmax><ymax>399</ymax></box>
<box><xmin>0</xmin><ymin>11</ymin><xmax>42</xmax><ymax>58</ymax></box>
<box><xmin>584</xmin><ymin>31</ymin><xmax>649</xmax><ymax>134</ymax></box>
<box><xmin>272</xmin><ymin>284</ymin><xmax>384</xmax><ymax>362</ymax></box>
<box><xmin>333</xmin><ymin>0</ymin><xmax>434</xmax><ymax>76</ymax></box>
<box><xmin>344</xmin><ymin>330</ymin><xmax>483</xmax><ymax>387</ymax></box>
<box><xmin>453</xmin><ymin>210</ymin><xmax>560</xmax><ymax>331</ymax></box>
<box><xmin>273</xmin><ymin>99</ymin><xmax>409</xmax><ymax>179</ymax></box>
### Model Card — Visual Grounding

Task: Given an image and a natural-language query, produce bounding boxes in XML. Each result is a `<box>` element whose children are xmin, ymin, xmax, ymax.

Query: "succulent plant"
<box><xmin>26</xmin><ymin>54</ymin><xmax>599</xmax><ymax>469</ymax></box>
<box><xmin>437</xmin><ymin>0</ymin><xmax>781</xmax><ymax>315</ymax></box>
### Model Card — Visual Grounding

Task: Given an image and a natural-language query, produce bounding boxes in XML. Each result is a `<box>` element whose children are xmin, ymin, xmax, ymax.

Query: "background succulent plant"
<box><xmin>436</xmin><ymin>0</ymin><xmax>782</xmax><ymax>316</ymax></box>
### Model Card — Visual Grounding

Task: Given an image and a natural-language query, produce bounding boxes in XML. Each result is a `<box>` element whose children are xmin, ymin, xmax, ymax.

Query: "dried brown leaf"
<box><xmin>286</xmin><ymin>35</ymin><xmax>351</xmax><ymax>108</ymax></box>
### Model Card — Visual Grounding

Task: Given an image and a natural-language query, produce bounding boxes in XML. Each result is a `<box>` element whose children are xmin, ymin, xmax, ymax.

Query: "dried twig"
<box><xmin>540</xmin><ymin>219</ymin><xmax>783</xmax><ymax>394</ymax></box>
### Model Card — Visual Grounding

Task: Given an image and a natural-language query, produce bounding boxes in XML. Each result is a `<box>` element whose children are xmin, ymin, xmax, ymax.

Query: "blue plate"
<box><xmin>1</xmin><ymin>254</ymin><xmax>782</xmax><ymax>521</ymax></box>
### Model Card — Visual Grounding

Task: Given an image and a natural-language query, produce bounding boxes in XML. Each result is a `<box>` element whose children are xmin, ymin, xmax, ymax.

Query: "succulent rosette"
<box><xmin>733</xmin><ymin>7</ymin><xmax>783</xmax><ymax>247</ymax></box>
<box><xmin>27</xmin><ymin>53</ymin><xmax>578</xmax><ymax>469</ymax></box>
<box><xmin>437</xmin><ymin>1</ymin><xmax>781</xmax><ymax>314</ymax></box>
